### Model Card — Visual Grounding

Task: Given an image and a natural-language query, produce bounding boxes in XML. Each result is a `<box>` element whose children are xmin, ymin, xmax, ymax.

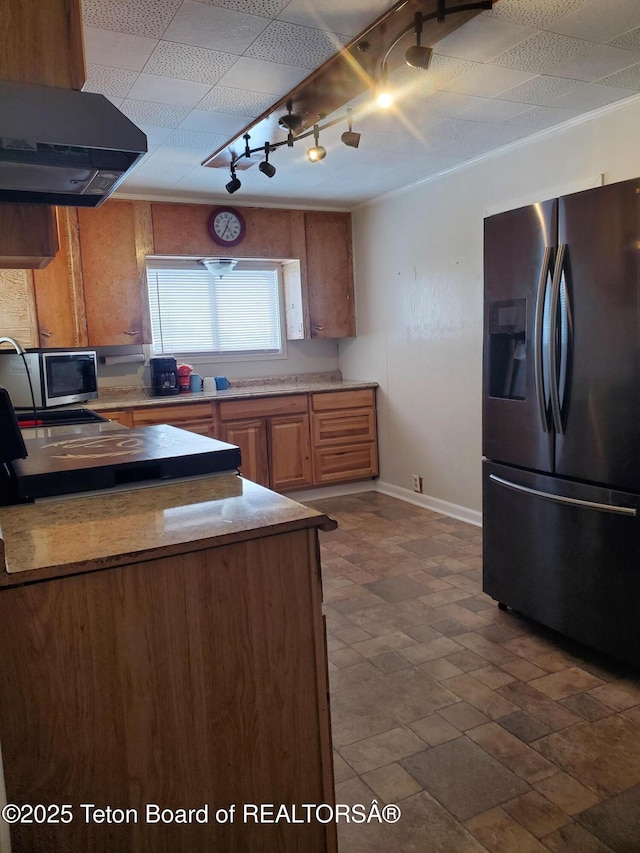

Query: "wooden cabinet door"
<box><xmin>221</xmin><ymin>420</ymin><xmax>269</xmax><ymax>487</ymax></box>
<box><xmin>131</xmin><ymin>403</ymin><xmax>216</xmax><ymax>438</ymax></box>
<box><xmin>78</xmin><ymin>201</ymin><xmax>153</xmax><ymax>346</ymax></box>
<box><xmin>270</xmin><ymin>414</ymin><xmax>312</xmax><ymax>492</ymax></box>
<box><xmin>33</xmin><ymin>208</ymin><xmax>88</xmax><ymax>348</ymax></box>
<box><xmin>99</xmin><ymin>409</ymin><xmax>133</xmax><ymax>428</ymax></box>
<box><xmin>0</xmin><ymin>268</ymin><xmax>38</xmax><ymax>349</ymax></box>
<box><xmin>304</xmin><ymin>211</ymin><xmax>355</xmax><ymax>338</ymax></box>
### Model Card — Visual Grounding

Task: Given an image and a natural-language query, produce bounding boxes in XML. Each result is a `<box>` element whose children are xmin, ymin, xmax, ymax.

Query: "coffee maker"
<box><xmin>150</xmin><ymin>357</ymin><xmax>179</xmax><ymax>396</ymax></box>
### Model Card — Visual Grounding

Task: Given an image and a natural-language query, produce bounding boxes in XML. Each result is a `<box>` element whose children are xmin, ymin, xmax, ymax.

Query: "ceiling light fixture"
<box><xmin>278</xmin><ymin>99</ymin><xmax>303</xmax><ymax>134</ymax></box>
<box><xmin>306</xmin><ymin>125</ymin><xmax>326</xmax><ymax>162</ymax></box>
<box><xmin>341</xmin><ymin>108</ymin><xmax>360</xmax><ymax>148</ymax></box>
<box><xmin>225</xmin><ymin>163</ymin><xmax>241</xmax><ymax>194</ymax></box>
<box><xmin>259</xmin><ymin>142</ymin><xmax>276</xmax><ymax>177</ymax></box>
<box><xmin>375</xmin><ymin>63</ymin><xmax>393</xmax><ymax>109</ymax></box>
<box><xmin>405</xmin><ymin>12</ymin><xmax>433</xmax><ymax>70</ymax></box>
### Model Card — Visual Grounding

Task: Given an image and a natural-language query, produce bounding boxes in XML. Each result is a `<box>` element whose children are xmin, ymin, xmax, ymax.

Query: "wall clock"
<box><xmin>208</xmin><ymin>207</ymin><xmax>246</xmax><ymax>247</ymax></box>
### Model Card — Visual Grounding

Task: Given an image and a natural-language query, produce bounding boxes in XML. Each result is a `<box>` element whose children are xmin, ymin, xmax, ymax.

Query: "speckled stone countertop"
<box><xmin>90</xmin><ymin>371</ymin><xmax>378</xmax><ymax>411</ymax></box>
<box><xmin>0</xmin><ymin>474</ymin><xmax>335</xmax><ymax>585</ymax></box>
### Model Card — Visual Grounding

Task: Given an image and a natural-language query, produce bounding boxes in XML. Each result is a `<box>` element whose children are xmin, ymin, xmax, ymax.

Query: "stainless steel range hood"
<box><xmin>0</xmin><ymin>81</ymin><xmax>147</xmax><ymax>207</ymax></box>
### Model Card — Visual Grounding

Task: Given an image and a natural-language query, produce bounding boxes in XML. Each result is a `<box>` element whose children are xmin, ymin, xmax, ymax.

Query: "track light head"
<box><xmin>259</xmin><ymin>142</ymin><xmax>276</xmax><ymax>177</ymax></box>
<box><xmin>376</xmin><ymin>63</ymin><xmax>393</xmax><ymax>108</ymax></box>
<box><xmin>341</xmin><ymin>108</ymin><xmax>360</xmax><ymax>148</ymax></box>
<box><xmin>225</xmin><ymin>164</ymin><xmax>241</xmax><ymax>194</ymax></box>
<box><xmin>307</xmin><ymin>125</ymin><xmax>326</xmax><ymax>162</ymax></box>
<box><xmin>278</xmin><ymin>99</ymin><xmax>303</xmax><ymax>133</ymax></box>
<box><xmin>405</xmin><ymin>44</ymin><xmax>433</xmax><ymax>70</ymax></box>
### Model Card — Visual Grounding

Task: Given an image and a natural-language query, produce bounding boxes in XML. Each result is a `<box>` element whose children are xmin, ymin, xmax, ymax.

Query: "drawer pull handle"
<box><xmin>124</xmin><ymin>329</ymin><xmax>141</xmax><ymax>336</ymax></box>
<box><xmin>40</xmin><ymin>330</ymin><xmax>52</xmax><ymax>338</ymax></box>
<box><xmin>312</xmin><ymin>324</ymin><xmax>325</xmax><ymax>331</ymax></box>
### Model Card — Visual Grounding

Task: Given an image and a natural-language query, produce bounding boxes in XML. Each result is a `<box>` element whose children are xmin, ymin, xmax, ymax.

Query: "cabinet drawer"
<box><xmin>311</xmin><ymin>389</ymin><xmax>374</xmax><ymax>412</ymax></box>
<box><xmin>131</xmin><ymin>403</ymin><xmax>214</xmax><ymax>427</ymax></box>
<box><xmin>219</xmin><ymin>394</ymin><xmax>308</xmax><ymax>421</ymax></box>
<box><xmin>100</xmin><ymin>409</ymin><xmax>133</xmax><ymax>428</ymax></box>
<box><xmin>312</xmin><ymin>408</ymin><xmax>376</xmax><ymax>447</ymax></box>
<box><xmin>313</xmin><ymin>444</ymin><xmax>378</xmax><ymax>485</ymax></box>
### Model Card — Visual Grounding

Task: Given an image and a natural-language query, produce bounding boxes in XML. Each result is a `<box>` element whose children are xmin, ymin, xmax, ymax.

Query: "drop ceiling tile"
<box><xmin>82</xmin><ymin>27</ymin><xmax>157</xmax><ymax>71</ymax></box>
<box><xmin>547</xmin><ymin>82</ymin><xmax>632</xmax><ymax>110</ymax></box>
<box><xmin>444</xmin><ymin>65</ymin><xmax>536</xmax><ymax>97</ymax></box>
<box><xmin>415</xmin><ymin>91</ymin><xmax>488</xmax><ymax>120</ymax></box>
<box><xmin>595</xmin><ymin>63</ymin><xmax>640</xmax><ymax>91</ymax></box>
<box><xmin>120</xmin><ymin>99</ymin><xmax>191</xmax><ymax>128</ymax></box>
<box><xmin>499</xmin><ymin>74</ymin><xmax>586</xmax><ymax>105</ymax></box>
<box><xmin>608</xmin><ymin>26</ymin><xmax>640</xmax><ymax>51</ymax></box>
<box><xmin>81</xmin><ymin>0</ymin><xmax>183</xmax><ymax>38</ymax></box>
<box><xmin>491</xmin><ymin>31</ymin><xmax>591</xmax><ymax>74</ymax></box>
<box><xmin>136</xmin><ymin>125</ymin><xmax>175</xmax><ymax>146</ymax></box>
<box><xmin>464</xmin><ymin>121</ymin><xmax>532</xmax><ymax>145</ymax></box>
<box><xmin>394</xmin><ymin>55</ymin><xmax>479</xmax><ymax>91</ymax></box>
<box><xmin>161</xmin><ymin>129</ymin><xmax>229</xmax><ymax>152</ymax></box>
<box><xmin>505</xmin><ymin>105</ymin><xmax>581</xmax><ymax>128</ymax></box>
<box><xmin>244</xmin><ymin>21</ymin><xmax>349</xmax><ymax>69</ymax></box>
<box><xmin>162</xmin><ymin>1</ymin><xmax>270</xmax><ymax>53</ymax></box>
<box><xmin>432</xmin><ymin>16</ymin><xmax>536</xmax><ymax>63</ymax></box>
<box><xmin>216</xmin><ymin>57</ymin><xmax>309</xmax><ymax>95</ymax></box>
<box><xmin>543</xmin><ymin>44</ymin><xmax>640</xmax><ymax>81</ymax></box>
<box><xmin>84</xmin><ymin>64</ymin><xmax>139</xmax><ymax>99</ymax></box>
<box><xmin>127</xmin><ymin>74</ymin><xmax>212</xmax><ymax>108</ymax></box>
<box><xmin>198</xmin><ymin>86</ymin><xmax>276</xmax><ymax>116</ymax></box>
<box><xmin>199</xmin><ymin>0</ymin><xmax>291</xmax><ymax>16</ymax></box>
<box><xmin>105</xmin><ymin>95</ymin><xmax>124</xmax><ymax>109</ymax></box>
<box><xmin>483</xmin><ymin>0</ymin><xmax>591</xmax><ymax>30</ymax></box>
<box><xmin>460</xmin><ymin>97</ymin><xmax>531</xmax><ymax>122</ymax></box>
<box><xmin>276</xmin><ymin>0</ymin><xmax>395</xmax><ymax>37</ymax></box>
<box><xmin>143</xmin><ymin>42</ymin><xmax>237</xmax><ymax>84</ymax></box>
<box><xmin>178</xmin><ymin>109</ymin><xmax>251</xmax><ymax>136</ymax></box>
<box><xmin>549</xmin><ymin>0</ymin><xmax>640</xmax><ymax>44</ymax></box>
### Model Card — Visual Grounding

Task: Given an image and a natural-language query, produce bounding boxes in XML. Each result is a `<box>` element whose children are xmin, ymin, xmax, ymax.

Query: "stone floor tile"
<box><xmin>333</xmin><ymin>624</ymin><xmax>372</xmax><ymax>645</ymax></box>
<box><xmin>330</xmin><ymin>647</ymin><xmax>366</xmax><ymax>669</ymax></box>
<box><xmin>370</xmin><ymin>651</ymin><xmax>413</xmax><ymax>674</ymax></box>
<box><xmin>400</xmin><ymin>636</ymin><xmax>465</xmax><ymax>665</ymax></box>
<box><xmin>498</xmin><ymin>711</ymin><xmax>552</xmax><ymax>743</ymax></box>
<box><xmin>439</xmin><ymin>702</ymin><xmax>490</xmax><ymax>731</ymax></box>
<box><xmin>339</xmin><ymin>726</ymin><xmax>426</xmax><ymax>775</ymax></box>
<box><xmin>534</xmin><ymin>715</ymin><xmax>640</xmax><ymax>797</ymax></box>
<box><xmin>418</xmin><ymin>658</ymin><xmax>464</xmax><ymax>682</ymax></box>
<box><xmin>465</xmin><ymin>807</ymin><xmax>551</xmax><ymax>853</ymax></box>
<box><xmin>442</xmin><ymin>674</ymin><xmax>520</xmax><ymax>720</ymax></box>
<box><xmin>364</xmin><ymin>575</ymin><xmax>435</xmax><ymax>603</ymax></box>
<box><xmin>499</xmin><ymin>657</ymin><xmax>549</xmax><ymax>682</ymax></box>
<box><xmin>418</xmin><ymin>588</ymin><xmax>472</xmax><ymax>607</ymax></box>
<box><xmin>533</xmin><ymin>772</ymin><xmax>600</xmax><ymax>814</ymax></box>
<box><xmin>560</xmin><ymin>692</ymin><xmax>615</xmax><ymax>722</ymax></box>
<box><xmin>360</xmin><ymin>762</ymin><xmax>422</xmax><ymax>804</ymax></box>
<box><xmin>576</xmin><ymin>785</ymin><xmax>640</xmax><ymax>852</ymax></box>
<box><xmin>430</xmin><ymin>618</ymin><xmax>469</xmax><ymax>638</ymax></box>
<box><xmin>333</xmin><ymin>751</ymin><xmax>357</xmax><ymax>784</ymax></box>
<box><xmin>399</xmin><ymin>537</ymin><xmax>456</xmax><ymax>558</ymax></box>
<box><xmin>351</xmin><ymin>631</ymin><xmax>417</xmax><ymax>659</ymax></box>
<box><xmin>528</xmin><ymin>666</ymin><xmax>605</xmax><ymax>701</ymax></box>
<box><xmin>409</xmin><ymin>714</ymin><xmax>461</xmax><ymax>746</ymax></box>
<box><xmin>496</xmin><ymin>681</ymin><xmax>582</xmax><ymax>731</ymax></box>
<box><xmin>402</xmin><ymin>622</ymin><xmax>442</xmax><ymax>644</ymax></box>
<box><xmin>542</xmin><ymin>822</ymin><xmax>616</xmax><ymax>853</ymax></box>
<box><xmin>328</xmin><ymin>660</ymin><xmax>383</xmax><ymax>695</ymax></box>
<box><xmin>455</xmin><ymin>632</ymin><xmax>520</xmax><ymax>665</ymax></box>
<box><xmin>400</xmin><ymin>739</ymin><xmax>529</xmax><ymax>821</ymax></box>
<box><xmin>445</xmin><ymin>649</ymin><xmax>489</xmax><ymax>673</ymax></box>
<box><xmin>471</xmin><ymin>665</ymin><xmax>516</xmax><ymax>690</ymax></box>
<box><xmin>468</xmin><ymin>722</ymin><xmax>556</xmax><ymax>784</ymax></box>
<box><xmin>589</xmin><ymin>680</ymin><xmax>640</xmax><ymax>712</ymax></box>
<box><xmin>337</xmin><ymin>791</ymin><xmax>489</xmax><ymax>853</ymax></box>
<box><xmin>503</xmin><ymin>790</ymin><xmax>570</xmax><ymax>837</ymax></box>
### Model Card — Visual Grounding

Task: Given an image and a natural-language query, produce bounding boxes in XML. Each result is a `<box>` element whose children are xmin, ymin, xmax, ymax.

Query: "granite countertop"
<box><xmin>90</xmin><ymin>372</ymin><xmax>378</xmax><ymax>411</ymax></box>
<box><xmin>0</xmin><ymin>474</ymin><xmax>335</xmax><ymax>585</ymax></box>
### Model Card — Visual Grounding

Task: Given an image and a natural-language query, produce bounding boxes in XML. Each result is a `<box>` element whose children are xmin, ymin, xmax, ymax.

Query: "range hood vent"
<box><xmin>0</xmin><ymin>81</ymin><xmax>147</xmax><ymax>208</ymax></box>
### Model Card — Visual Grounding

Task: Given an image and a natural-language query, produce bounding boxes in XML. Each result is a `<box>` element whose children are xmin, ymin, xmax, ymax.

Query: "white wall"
<box><xmin>340</xmin><ymin>94</ymin><xmax>640</xmax><ymax>517</ymax></box>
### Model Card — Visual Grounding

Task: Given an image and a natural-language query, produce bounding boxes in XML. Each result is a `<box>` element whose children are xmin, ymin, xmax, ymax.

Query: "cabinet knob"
<box><xmin>124</xmin><ymin>330</ymin><xmax>141</xmax><ymax>336</ymax></box>
<box><xmin>40</xmin><ymin>330</ymin><xmax>52</xmax><ymax>338</ymax></box>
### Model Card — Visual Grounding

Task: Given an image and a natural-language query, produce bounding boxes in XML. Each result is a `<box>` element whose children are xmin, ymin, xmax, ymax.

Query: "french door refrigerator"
<box><xmin>482</xmin><ymin>177</ymin><xmax>640</xmax><ymax>667</ymax></box>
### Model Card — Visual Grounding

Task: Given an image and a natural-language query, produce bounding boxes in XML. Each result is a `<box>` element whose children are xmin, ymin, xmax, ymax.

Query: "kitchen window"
<box><xmin>146</xmin><ymin>258</ymin><xmax>285</xmax><ymax>358</ymax></box>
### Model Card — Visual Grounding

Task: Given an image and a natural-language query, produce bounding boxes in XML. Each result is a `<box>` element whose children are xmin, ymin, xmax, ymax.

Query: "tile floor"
<box><xmin>307</xmin><ymin>491</ymin><xmax>640</xmax><ymax>853</ymax></box>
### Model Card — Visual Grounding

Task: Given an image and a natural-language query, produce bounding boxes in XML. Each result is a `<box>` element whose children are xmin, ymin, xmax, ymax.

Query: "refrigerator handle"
<box><xmin>534</xmin><ymin>246</ymin><xmax>552</xmax><ymax>432</ymax></box>
<box><xmin>489</xmin><ymin>474</ymin><xmax>638</xmax><ymax>516</ymax></box>
<box><xmin>549</xmin><ymin>243</ymin><xmax>566</xmax><ymax>434</ymax></box>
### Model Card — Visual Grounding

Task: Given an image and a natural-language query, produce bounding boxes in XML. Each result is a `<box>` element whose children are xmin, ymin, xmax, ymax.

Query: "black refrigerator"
<box><xmin>482</xmin><ymin>176</ymin><xmax>640</xmax><ymax>667</ymax></box>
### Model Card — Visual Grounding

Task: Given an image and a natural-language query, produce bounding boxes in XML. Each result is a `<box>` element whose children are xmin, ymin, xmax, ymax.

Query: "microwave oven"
<box><xmin>0</xmin><ymin>350</ymin><xmax>98</xmax><ymax>408</ymax></box>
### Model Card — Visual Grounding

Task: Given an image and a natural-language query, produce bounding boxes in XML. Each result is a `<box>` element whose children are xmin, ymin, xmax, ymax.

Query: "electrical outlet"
<box><xmin>412</xmin><ymin>474</ymin><xmax>421</xmax><ymax>492</ymax></box>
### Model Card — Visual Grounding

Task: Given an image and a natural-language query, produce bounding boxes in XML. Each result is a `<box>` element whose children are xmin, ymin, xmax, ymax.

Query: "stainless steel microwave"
<box><xmin>0</xmin><ymin>350</ymin><xmax>98</xmax><ymax>408</ymax></box>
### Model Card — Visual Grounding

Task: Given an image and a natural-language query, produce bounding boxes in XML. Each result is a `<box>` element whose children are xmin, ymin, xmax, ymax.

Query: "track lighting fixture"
<box><xmin>259</xmin><ymin>142</ymin><xmax>276</xmax><ymax>177</ymax></box>
<box><xmin>225</xmin><ymin>163</ymin><xmax>241</xmax><ymax>194</ymax></box>
<box><xmin>278</xmin><ymin>99</ymin><xmax>302</xmax><ymax>134</ymax></box>
<box><xmin>306</xmin><ymin>125</ymin><xmax>326</xmax><ymax>162</ymax></box>
<box><xmin>405</xmin><ymin>12</ymin><xmax>433</xmax><ymax>70</ymax></box>
<box><xmin>341</xmin><ymin>108</ymin><xmax>360</xmax><ymax>148</ymax></box>
<box><xmin>376</xmin><ymin>64</ymin><xmax>393</xmax><ymax>109</ymax></box>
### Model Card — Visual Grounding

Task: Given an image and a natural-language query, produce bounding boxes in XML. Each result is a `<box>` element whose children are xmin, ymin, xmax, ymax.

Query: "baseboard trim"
<box><xmin>376</xmin><ymin>480</ymin><xmax>482</xmax><ymax>527</ymax></box>
<box><xmin>287</xmin><ymin>479</ymin><xmax>481</xmax><ymax>527</ymax></box>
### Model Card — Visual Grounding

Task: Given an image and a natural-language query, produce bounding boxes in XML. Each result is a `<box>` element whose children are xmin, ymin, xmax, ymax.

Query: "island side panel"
<box><xmin>0</xmin><ymin>529</ymin><xmax>336</xmax><ymax>853</ymax></box>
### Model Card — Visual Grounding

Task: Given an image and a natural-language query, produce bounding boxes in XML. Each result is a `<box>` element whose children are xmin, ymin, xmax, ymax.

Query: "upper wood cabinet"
<box><xmin>0</xmin><ymin>268</ymin><xmax>38</xmax><ymax>350</ymax></box>
<box><xmin>0</xmin><ymin>205</ymin><xmax>59</xmax><ymax>271</ymax></box>
<box><xmin>32</xmin><ymin>208</ymin><xmax>88</xmax><ymax>347</ymax></box>
<box><xmin>304</xmin><ymin>212</ymin><xmax>356</xmax><ymax>338</ymax></box>
<box><xmin>78</xmin><ymin>201</ymin><xmax>154</xmax><ymax>346</ymax></box>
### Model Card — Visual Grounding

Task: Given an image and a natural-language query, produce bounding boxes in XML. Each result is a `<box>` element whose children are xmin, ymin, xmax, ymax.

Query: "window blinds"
<box><xmin>147</xmin><ymin>261</ymin><xmax>282</xmax><ymax>355</ymax></box>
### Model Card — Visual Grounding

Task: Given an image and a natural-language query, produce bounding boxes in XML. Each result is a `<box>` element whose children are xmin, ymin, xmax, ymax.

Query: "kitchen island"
<box><xmin>0</xmin><ymin>474</ymin><xmax>337</xmax><ymax>852</ymax></box>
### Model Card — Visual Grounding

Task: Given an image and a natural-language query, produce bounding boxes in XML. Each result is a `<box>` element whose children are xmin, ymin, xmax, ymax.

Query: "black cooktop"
<box><xmin>16</xmin><ymin>407</ymin><xmax>107</xmax><ymax>427</ymax></box>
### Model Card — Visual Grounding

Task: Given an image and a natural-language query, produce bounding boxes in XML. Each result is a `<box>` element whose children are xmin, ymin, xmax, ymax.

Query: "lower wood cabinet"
<box><xmin>311</xmin><ymin>389</ymin><xmax>378</xmax><ymax>486</ymax></box>
<box><xmin>131</xmin><ymin>402</ymin><xmax>217</xmax><ymax>438</ymax></box>
<box><xmin>100</xmin><ymin>409</ymin><xmax>133</xmax><ymax>428</ymax></box>
<box><xmin>219</xmin><ymin>396</ymin><xmax>312</xmax><ymax>491</ymax></box>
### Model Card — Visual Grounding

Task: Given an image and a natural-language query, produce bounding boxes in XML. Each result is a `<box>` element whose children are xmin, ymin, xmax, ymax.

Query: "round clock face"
<box><xmin>208</xmin><ymin>207</ymin><xmax>246</xmax><ymax>247</ymax></box>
